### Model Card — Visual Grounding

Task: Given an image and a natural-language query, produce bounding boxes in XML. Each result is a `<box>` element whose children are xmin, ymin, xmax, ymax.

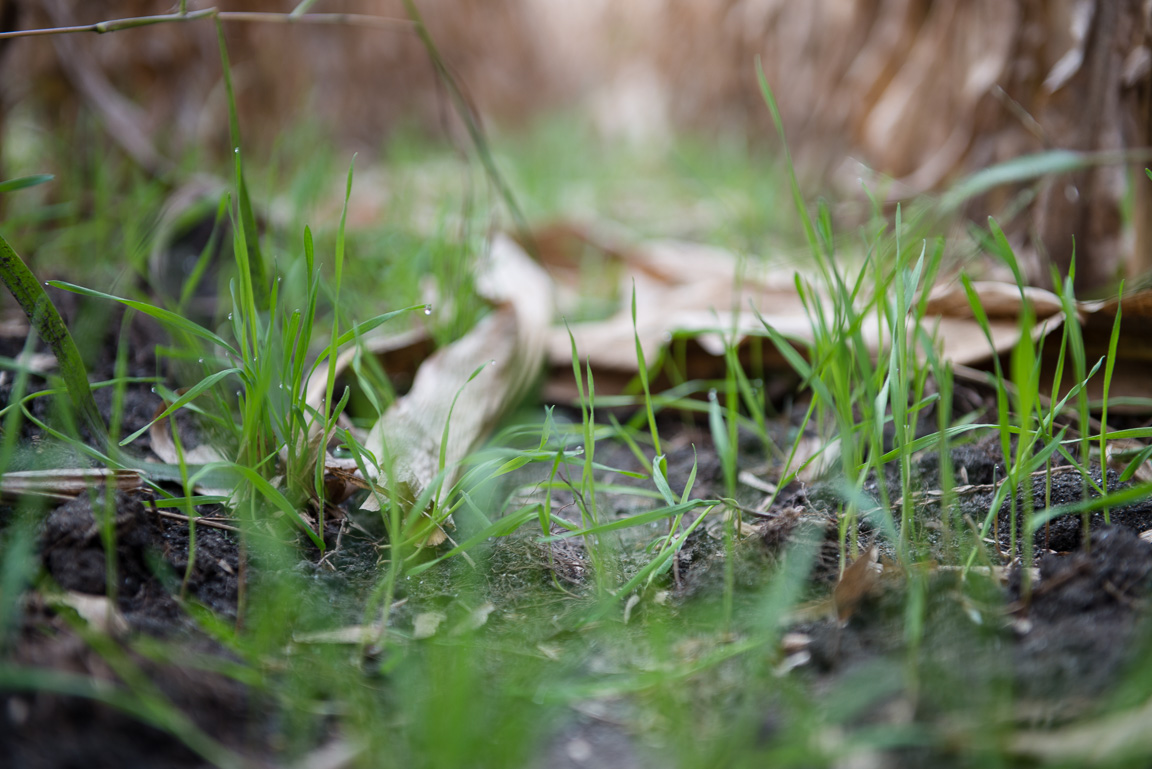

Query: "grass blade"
<box><xmin>0</xmin><ymin>174</ymin><xmax>53</xmax><ymax>193</ymax></box>
<box><xmin>0</xmin><ymin>235</ymin><xmax>108</xmax><ymax>445</ymax></box>
<box><xmin>50</xmin><ymin>281</ymin><xmax>238</xmax><ymax>356</ymax></box>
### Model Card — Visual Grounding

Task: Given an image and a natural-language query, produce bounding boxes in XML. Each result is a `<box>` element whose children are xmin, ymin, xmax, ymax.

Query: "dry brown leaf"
<box><xmin>833</xmin><ymin>545</ymin><xmax>880</xmax><ymax>623</ymax></box>
<box><xmin>535</xmin><ymin>222</ymin><xmax>1152</xmax><ymax>419</ymax></box>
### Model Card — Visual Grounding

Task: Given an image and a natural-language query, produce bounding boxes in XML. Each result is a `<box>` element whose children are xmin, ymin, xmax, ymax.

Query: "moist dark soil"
<box><xmin>5</xmin><ymin>304</ymin><xmax>1152</xmax><ymax>767</ymax></box>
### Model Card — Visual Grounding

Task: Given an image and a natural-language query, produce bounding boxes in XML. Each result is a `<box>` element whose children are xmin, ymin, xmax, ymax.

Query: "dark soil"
<box><xmin>5</xmin><ymin>304</ymin><xmax>1152</xmax><ymax>767</ymax></box>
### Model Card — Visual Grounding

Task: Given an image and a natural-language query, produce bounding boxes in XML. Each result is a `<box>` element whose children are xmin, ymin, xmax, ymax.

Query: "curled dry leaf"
<box><xmin>361</xmin><ymin>234</ymin><xmax>553</xmax><ymax>513</ymax></box>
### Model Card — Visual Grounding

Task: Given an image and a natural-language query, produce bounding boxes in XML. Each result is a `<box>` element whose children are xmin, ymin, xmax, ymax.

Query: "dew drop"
<box><xmin>234</xmin><ymin>147</ymin><xmax>240</xmax><ymax>155</ymax></box>
<box><xmin>150</xmin><ymin>387</ymin><xmax>156</xmax><ymax>393</ymax></box>
<box><xmin>424</xmin><ymin>304</ymin><xmax>432</xmax><ymax>316</ymax></box>
<box><xmin>227</xmin><ymin>313</ymin><xmax>233</xmax><ymax>320</ymax></box>
<box><xmin>197</xmin><ymin>358</ymin><xmax>204</xmax><ymax>364</ymax></box>
<box><xmin>708</xmin><ymin>388</ymin><xmax>718</xmax><ymax>402</ymax></box>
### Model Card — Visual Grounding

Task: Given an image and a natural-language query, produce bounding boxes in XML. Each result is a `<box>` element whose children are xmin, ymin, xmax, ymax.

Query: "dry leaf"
<box><xmin>833</xmin><ymin>545</ymin><xmax>880</xmax><ymax>623</ymax></box>
<box><xmin>288</xmin><ymin>736</ymin><xmax>364</xmax><ymax>769</ymax></box>
<box><xmin>148</xmin><ymin>416</ymin><xmax>227</xmax><ymax>468</ymax></box>
<box><xmin>412</xmin><ymin>612</ymin><xmax>446</xmax><ymax>640</ymax></box>
<box><xmin>294</xmin><ymin>625</ymin><xmax>382</xmax><ymax>646</ymax></box>
<box><xmin>50</xmin><ymin>591</ymin><xmax>129</xmax><ymax>636</ymax></box>
<box><xmin>623</xmin><ymin>594</ymin><xmax>640</xmax><ymax>625</ymax></box>
<box><xmin>0</xmin><ymin>468</ymin><xmax>144</xmax><ymax>502</ymax></box>
<box><xmin>451</xmin><ymin>602</ymin><xmax>495</xmax><ymax>635</ymax></box>
<box><xmin>362</xmin><ymin>234</ymin><xmax>553</xmax><ymax>512</ymax></box>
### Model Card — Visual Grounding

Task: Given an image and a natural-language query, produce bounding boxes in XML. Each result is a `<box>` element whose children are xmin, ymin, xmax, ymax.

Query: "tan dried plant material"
<box><xmin>451</xmin><ymin>602</ymin><xmax>495</xmax><ymax>635</ymax></box>
<box><xmin>833</xmin><ymin>545</ymin><xmax>880</xmax><ymax>624</ymax></box>
<box><xmin>147</xmin><ymin>412</ymin><xmax>226</xmax><ymax>468</ymax></box>
<box><xmin>360</xmin><ymin>234</ymin><xmax>553</xmax><ymax>518</ymax></box>
<box><xmin>49</xmin><ymin>591</ymin><xmax>129</xmax><ymax>637</ymax></box>
<box><xmin>293</xmin><ymin>624</ymin><xmax>384</xmax><ymax>646</ymax></box>
<box><xmin>412</xmin><ymin>611</ymin><xmax>446</xmax><ymax>640</ymax></box>
<box><xmin>0</xmin><ymin>468</ymin><xmax>144</xmax><ymax>502</ymax></box>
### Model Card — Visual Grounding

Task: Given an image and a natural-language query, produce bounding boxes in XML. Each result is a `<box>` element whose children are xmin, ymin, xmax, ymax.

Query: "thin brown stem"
<box><xmin>217</xmin><ymin>12</ymin><xmax>412</xmax><ymax>30</ymax></box>
<box><xmin>0</xmin><ymin>10</ymin><xmax>411</xmax><ymax>40</ymax></box>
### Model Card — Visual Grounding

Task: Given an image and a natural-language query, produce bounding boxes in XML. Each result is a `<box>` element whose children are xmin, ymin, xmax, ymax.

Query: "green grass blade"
<box><xmin>1028</xmin><ymin>480</ymin><xmax>1152</xmax><ymax>533</ymax></box>
<box><xmin>50</xmin><ymin>281</ymin><xmax>238</xmax><ymax>356</ymax></box>
<box><xmin>631</xmin><ymin>282</ymin><xmax>663</xmax><ymax>465</ymax></box>
<box><xmin>214</xmin><ymin>16</ymin><xmax>267</xmax><ymax>305</ymax></box>
<box><xmin>544</xmin><ymin>499</ymin><xmax>712</xmax><ymax>540</ymax></box>
<box><xmin>120</xmin><ymin>367</ymin><xmax>243</xmax><ymax>446</ymax></box>
<box><xmin>650</xmin><ymin>454</ymin><xmax>676</xmax><ymax>506</ymax></box>
<box><xmin>943</xmin><ymin>150</ymin><xmax>1099</xmax><ymax>210</ymax></box>
<box><xmin>0</xmin><ymin>174</ymin><xmax>53</xmax><ymax>193</ymax></box>
<box><xmin>0</xmin><ymin>236</ymin><xmax>108</xmax><ymax>445</ymax></box>
<box><xmin>755</xmin><ymin>58</ymin><xmax>820</xmax><ymax>266</ymax></box>
<box><xmin>1100</xmin><ymin>283</ymin><xmax>1124</xmax><ymax>500</ymax></box>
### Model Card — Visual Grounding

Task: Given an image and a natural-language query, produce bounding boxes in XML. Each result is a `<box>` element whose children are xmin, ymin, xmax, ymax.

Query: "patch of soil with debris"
<box><xmin>5</xmin><ymin>304</ymin><xmax>1152</xmax><ymax>767</ymax></box>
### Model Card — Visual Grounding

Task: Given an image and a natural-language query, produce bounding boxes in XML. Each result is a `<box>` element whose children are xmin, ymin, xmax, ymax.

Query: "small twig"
<box><xmin>0</xmin><ymin>9</ymin><xmax>216</xmax><ymax>38</ymax></box>
<box><xmin>0</xmin><ymin>10</ymin><xmax>412</xmax><ymax>40</ymax></box>
<box><xmin>153</xmin><ymin>508</ymin><xmax>241</xmax><ymax>534</ymax></box>
<box><xmin>217</xmin><ymin>12</ymin><xmax>412</xmax><ymax>30</ymax></box>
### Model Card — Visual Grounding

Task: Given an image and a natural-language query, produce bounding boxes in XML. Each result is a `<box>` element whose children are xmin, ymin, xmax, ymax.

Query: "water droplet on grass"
<box><xmin>424</xmin><ymin>304</ymin><xmax>432</xmax><ymax>315</ymax></box>
<box><xmin>227</xmin><ymin>313</ymin><xmax>233</xmax><ymax>320</ymax></box>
